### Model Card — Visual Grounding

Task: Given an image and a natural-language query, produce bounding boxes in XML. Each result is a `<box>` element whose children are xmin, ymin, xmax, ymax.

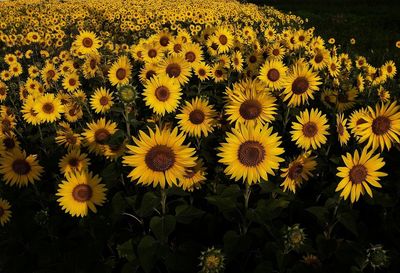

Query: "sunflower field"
<box><xmin>0</xmin><ymin>0</ymin><xmax>400</xmax><ymax>272</ymax></box>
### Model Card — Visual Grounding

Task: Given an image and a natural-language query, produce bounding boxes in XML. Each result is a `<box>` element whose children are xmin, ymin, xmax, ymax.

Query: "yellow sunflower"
<box><xmin>82</xmin><ymin>118</ymin><xmax>118</xmax><ymax>155</ymax></box>
<box><xmin>181</xmin><ymin>42</ymin><xmax>203</xmax><ymax>66</ymax></box>
<box><xmin>282</xmin><ymin>64</ymin><xmax>321</xmax><ymax>106</ymax></box>
<box><xmin>225</xmin><ymin>79</ymin><xmax>277</xmax><ymax>127</ymax></box>
<box><xmin>21</xmin><ymin>95</ymin><xmax>40</xmax><ymax>125</ymax></box>
<box><xmin>0</xmin><ymin>133</ymin><xmax>20</xmax><ymax>154</ymax></box>
<box><xmin>291</xmin><ymin>108</ymin><xmax>330</xmax><ymax>150</ymax></box>
<box><xmin>0</xmin><ymin>81</ymin><xmax>7</xmax><ymax>101</ymax></box>
<box><xmin>108</xmin><ymin>55</ymin><xmax>132</xmax><ymax>86</ymax></box>
<box><xmin>176</xmin><ymin>97</ymin><xmax>217</xmax><ymax>138</ymax></box>
<box><xmin>309</xmin><ymin>48</ymin><xmax>329</xmax><ymax>71</ymax></box>
<box><xmin>56</xmin><ymin>171</ymin><xmax>107</xmax><ymax>217</ymax></box>
<box><xmin>59</xmin><ymin>149</ymin><xmax>90</xmax><ymax>175</ymax></box>
<box><xmin>193</xmin><ymin>62</ymin><xmax>212</xmax><ymax>81</ymax></box>
<box><xmin>33</xmin><ymin>93</ymin><xmax>64</xmax><ymax>123</ymax></box>
<box><xmin>333</xmin><ymin>87</ymin><xmax>358</xmax><ymax>112</ymax></box>
<box><xmin>357</xmin><ymin>102</ymin><xmax>400</xmax><ymax>151</ymax></box>
<box><xmin>258</xmin><ymin>60</ymin><xmax>288</xmax><ymax>90</ymax></box>
<box><xmin>212</xmin><ymin>27</ymin><xmax>234</xmax><ymax>53</ymax></box>
<box><xmin>280</xmin><ymin>151</ymin><xmax>317</xmax><ymax>193</ymax></box>
<box><xmin>157</xmin><ymin>55</ymin><xmax>191</xmax><ymax>86</ymax></box>
<box><xmin>62</xmin><ymin>73</ymin><xmax>81</xmax><ymax>92</ymax></box>
<box><xmin>143</xmin><ymin>75</ymin><xmax>182</xmax><ymax>115</ymax></box>
<box><xmin>231</xmin><ymin>51</ymin><xmax>244</xmax><ymax>72</ymax></box>
<box><xmin>336</xmin><ymin>147</ymin><xmax>387</xmax><ymax>203</ymax></box>
<box><xmin>75</xmin><ymin>31</ymin><xmax>101</xmax><ymax>54</ymax></box>
<box><xmin>336</xmin><ymin>113</ymin><xmax>350</xmax><ymax>146</ymax></box>
<box><xmin>0</xmin><ymin>198</ymin><xmax>12</xmax><ymax>226</ymax></box>
<box><xmin>218</xmin><ymin>124</ymin><xmax>284</xmax><ymax>185</ymax></box>
<box><xmin>123</xmin><ymin>126</ymin><xmax>197</xmax><ymax>188</ymax></box>
<box><xmin>90</xmin><ymin>87</ymin><xmax>114</xmax><ymax>114</ymax></box>
<box><xmin>55</xmin><ymin>122</ymin><xmax>82</xmax><ymax>150</ymax></box>
<box><xmin>381</xmin><ymin>60</ymin><xmax>396</xmax><ymax>79</ymax></box>
<box><xmin>348</xmin><ymin>108</ymin><xmax>369</xmax><ymax>137</ymax></box>
<box><xmin>0</xmin><ymin>149</ymin><xmax>43</xmax><ymax>187</ymax></box>
<box><xmin>179</xmin><ymin>159</ymin><xmax>207</xmax><ymax>192</ymax></box>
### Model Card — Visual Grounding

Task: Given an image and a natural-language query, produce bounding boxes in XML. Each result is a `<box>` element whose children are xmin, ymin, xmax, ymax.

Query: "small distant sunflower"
<box><xmin>0</xmin><ymin>198</ymin><xmax>12</xmax><ymax>226</ymax></box>
<box><xmin>225</xmin><ymin>79</ymin><xmax>277</xmax><ymax>127</ymax></box>
<box><xmin>336</xmin><ymin>147</ymin><xmax>387</xmax><ymax>203</ymax></box>
<box><xmin>267</xmin><ymin>43</ymin><xmax>286</xmax><ymax>60</ymax></box>
<box><xmin>280</xmin><ymin>151</ymin><xmax>317</xmax><ymax>193</ymax></box>
<box><xmin>123</xmin><ymin>126</ymin><xmax>197</xmax><ymax>188</ymax></box>
<box><xmin>143</xmin><ymin>75</ymin><xmax>182</xmax><ymax>115</ymax></box>
<box><xmin>336</xmin><ymin>113</ymin><xmax>350</xmax><ymax>146</ymax></box>
<box><xmin>179</xmin><ymin>159</ymin><xmax>207</xmax><ymax>192</ymax></box>
<box><xmin>62</xmin><ymin>73</ymin><xmax>81</xmax><ymax>92</ymax></box>
<box><xmin>212</xmin><ymin>27</ymin><xmax>233</xmax><ymax>53</ymax></box>
<box><xmin>231</xmin><ymin>51</ymin><xmax>244</xmax><ymax>72</ymax></box>
<box><xmin>218</xmin><ymin>124</ymin><xmax>284</xmax><ymax>185</ymax></box>
<box><xmin>348</xmin><ymin>108</ymin><xmax>369</xmax><ymax>137</ymax></box>
<box><xmin>139</xmin><ymin>62</ymin><xmax>158</xmax><ymax>83</ymax></box>
<box><xmin>377</xmin><ymin>86</ymin><xmax>390</xmax><ymax>103</ymax></box>
<box><xmin>357</xmin><ymin>102</ymin><xmax>400</xmax><ymax>151</ymax></box>
<box><xmin>56</xmin><ymin>171</ymin><xmax>107</xmax><ymax>217</ymax></box>
<box><xmin>90</xmin><ymin>87</ymin><xmax>114</xmax><ymax>114</ymax></box>
<box><xmin>176</xmin><ymin>97</ymin><xmax>217</xmax><ymax>138</ymax></box>
<box><xmin>33</xmin><ymin>93</ymin><xmax>64</xmax><ymax>123</ymax></box>
<box><xmin>258</xmin><ymin>60</ymin><xmax>288</xmax><ymax>90</ymax></box>
<box><xmin>75</xmin><ymin>31</ymin><xmax>101</xmax><ymax>54</ymax></box>
<box><xmin>0</xmin><ymin>133</ymin><xmax>20</xmax><ymax>154</ymax></box>
<box><xmin>157</xmin><ymin>55</ymin><xmax>191</xmax><ymax>86</ymax></box>
<box><xmin>0</xmin><ymin>81</ymin><xmax>7</xmax><ymax>101</ymax></box>
<box><xmin>282</xmin><ymin>64</ymin><xmax>321</xmax><ymax>107</ymax></box>
<box><xmin>59</xmin><ymin>149</ymin><xmax>90</xmax><ymax>175</ymax></box>
<box><xmin>55</xmin><ymin>122</ymin><xmax>82</xmax><ymax>150</ymax></box>
<box><xmin>310</xmin><ymin>49</ymin><xmax>329</xmax><ymax>71</ymax></box>
<box><xmin>333</xmin><ymin>87</ymin><xmax>358</xmax><ymax>112</ymax></box>
<box><xmin>0</xmin><ymin>149</ymin><xmax>43</xmax><ymax>187</ymax></box>
<box><xmin>108</xmin><ymin>55</ymin><xmax>132</xmax><ymax>86</ymax></box>
<box><xmin>193</xmin><ymin>62</ymin><xmax>212</xmax><ymax>81</ymax></box>
<box><xmin>381</xmin><ymin>60</ymin><xmax>396</xmax><ymax>79</ymax></box>
<box><xmin>182</xmin><ymin>42</ymin><xmax>203</xmax><ymax>66</ymax></box>
<box><xmin>327</xmin><ymin>56</ymin><xmax>341</xmax><ymax>78</ymax></box>
<box><xmin>82</xmin><ymin>118</ymin><xmax>118</xmax><ymax>155</ymax></box>
<box><xmin>291</xmin><ymin>108</ymin><xmax>330</xmax><ymax>150</ymax></box>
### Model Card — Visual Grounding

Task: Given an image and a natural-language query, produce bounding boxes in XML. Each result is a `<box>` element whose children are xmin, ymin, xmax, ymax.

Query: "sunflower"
<box><xmin>0</xmin><ymin>81</ymin><xmax>7</xmax><ymax>101</ymax></box>
<box><xmin>381</xmin><ymin>60</ymin><xmax>396</xmax><ymax>79</ymax></box>
<box><xmin>333</xmin><ymin>87</ymin><xmax>358</xmax><ymax>112</ymax></box>
<box><xmin>218</xmin><ymin>123</ymin><xmax>284</xmax><ymax>185</ymax></box>
<box><xmin>327</xmin><ymin>56</ymin><xmax>341</xmax><ymax>78</ymax></box>
<box><xmin>82</xmin><ymin>118</ymin><xmax>118</xmax><ymax>155</ymax></box>
<box><xmin>143</xmin><ymin>75</ymin><xmax>182</xmax><ymax>115</ymax></box>
<box><xmin>280</xmin><ymin>151</ymin><xmax>317</xmax><ymax>193</ymax></box>
<box><xmin>348</xmin><ymin>108</ymin><xmax>369</xmax><ymax>137</ymax></box>
<box><xmin>176</xmin><ymin>97</ymin><xmax>217</xmax><ymax>138</ymax></box>
<box><xmin>267</xmin><ymin>43</ymin><xmax>286</xmax><ymax>60</ymax></box>
<box><xmin>291</xmin><ymin>108</ymin><xmax>330</xmax><ymax>150</ymax></box>
<box><xmin>336</xmin><ymin>147</ymin><xmax>387</xmax><ymax>203</ymax></box>
<box><xmin>193</xmin><ymin>62</ymin><xmax>211</xmax><ymax>81</ymax></box>
<box><xmin>212</xmin><ymin>27</ymin><xmax>233</xmax><ymax>53</ymax></box>
<box><xmin>59</xmin><ymin>149</ymin><xmax>90</xmax><ymax>175</ymax></box>
<box><xmin>181</xmin><ymin>42</ymin><xmax>203</xmax><ymax>66</ymax></box>
<box><xmin>0</xmin><ymin>149</ymin><xmax>43</xmax><ymax>187</ymax></box>
<box><xmin>157</xmin><ymin>55</ymin><xmax>191</xmax><ymax>86</ymax></box>
<box><xmin>41</xmin><ymin>63</ymin><xmax>59</xmax><ymax>84</ymax></box>
<box><xmin>179</xmin><ymin>159</ymin><xmax>207</xmax><ymax>191</ymax></box>
<box><xmin>75</xmin><ymin>31</ymin><xmax>101</xmax><ymax>54</ymax></box>
<box><xmin>56</xmin><ymin>171</ymin><xmax>107</xmax><ymax>217</ymax></box>
<box><xmin>123</xmin><ymin>126</ymin><xmax>197</xmax><ymax>188</ymax></box>
<box><xmin>64</xmin><ymin>104</ymin><xmax>83</xmax><ymax>123</ymax></box>
<box><xmin>90</xmin><ymin>87</ymin><xmax>114</xmax><ymax>114</ymax></box>
<box><xmin>377</xmin><ymin>86</ymin><xmax>390</xmax><ymax>103</ymax></box>
<box><xmin>231</xmin><ymin>51</ymin><xmax>244</xmax><ymax>72</ymax></box>
<box><xmin>139</xmin><ymin>62</ymin><xmax>158</xmax><ymax>83</ymax></box>
<box><xmin>62</xmin><ymin>73</ymin><xmax>81</xmax><ymax>92</ymax></box>
<box><xmin>210</xmin><ymin>64</ymin><xmax>227</xmax><ymax>83</ymax></box>
<box><xmin>357</xmin><ymin>102</ymin><xmax>400</xmax><ymax>151</ymax></box>
<box><xmin>310</xmin><ymin>49</ymin><xmax>329</xmax><ymax>71</ymax></box>
<box><xmin>258</xmin><ymin>60</ymin><xmax>288</xmax><ymax>90</ymax></box>
<box><xmin>0</xmin><ymin>198</ymin><xmax>11</xmax><ymax>226</ymax></box>
<box><xmin>142</xmin><ymin>42</ymin><xmax>163</xmax><ymax>63</ymax></box>
<box><xmin>108</xmin><ymin>55</ymin><xmax>132</xmax><ymax>86</ymax></box>
<box><xmin>55</xmin><ymin>122</ymin><xmax>82</xmax><ymax>150</ymax></box>
<box><xmin>282</xmin><ymin>64</ymin><xmax>321</xmax><ymax>107</ymax></box>
<box><xmin>225</xmin><ymin>79</ymin><xmax>277</xmax><ymax>127</ymax></box>
<box><xmin>336</xmin><ymin>113</ymin><xmax>350</xmax><ymax>146</ymax></box>
<box><xmin>33</xmin><ymin>93</ymin><xmax>64</xmax><ymax>123</ymax></box>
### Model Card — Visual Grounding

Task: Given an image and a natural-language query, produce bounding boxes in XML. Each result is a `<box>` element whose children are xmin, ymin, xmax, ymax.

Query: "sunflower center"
<box><xmin>337</xmin><ymin>93</ymin><xmax>349</xmax><ymax>103</ymax></box>
<box><xmin>166</xmin><ymin>63</ymin><xmax>181</xmax><ymax>78</ymax></box>
<box><xmin>116</xmin><ymin>68</ymin><xmax>127</xmax><ymax>80</ymax></box>
<box><xmin>72</xmin><ymin>184</ymin><xmax>93</xmax><ymax>202</ymax></box>
<box><xmin>68</xmin><ymin>157</ymin><xmax>80</xmax><ymax>167</ymax></box>
<box><xmin>314</xmin><ymin>54</ymin><xmax>323</xmax><ymax>63</ymax></box>
<box><xmin>272</xmin><ymin>49</ymin><xmax>280</xmax><ymax>56</ymax></box>
<box><xmin>100</xmin><ymin>96</ymin><xmax>109</xmax><ymax>106</ymax></box>
<box><xmin>288</xmin><ymin>162</ymin><xmax>304</xmax><ymax>180</ymax></box>
<box><xmin>189</xmin><ymin>109</ymin><xmax>205</xmax><ymax>124</ymax></box>
<box><xmin>211</xmin><ymin>43</ymin><xmax>218</xmax><ymax>50</ymax></box>
<box><xmin>238</xmin><ymin>140</ymin><xmax>265</xmax><ymax>167</ymax></box>
<box><xmin>82</xmin><ymin>37</ymin><xmax>93</xmax><ymax>48</ymax></box>
<box><xmin>160</xmin><ymin>36</ymin><xmax>169</xmax><ymax>47</ymax></box>
<box><xmin>387</xmin><ymin>66</ymin><xmax>393</xmax><ymax>73</ymax></box>
<box><xmin>94</xmin><ymin>128</ymin><xmax>110</xmax><ymax>144</ymax></box>
<box><xmin>42</xmin><ymin>102</ymin><xmax>55</xmax><ymax>114</ymax></box>
<box><xmin>12</xmin><ymin>159</ymin><xmax>31</xmax><ymax>175</ymax></box>
<box><xmin>302</xmin><ymin>122</ymin><xmax>318</xmax><ymax>137</ymax></box>
<box><xmin>148</xmin><ymin>49</ymin><xmax>157</xmax><ymax>58</ymax></box>
<box><xmin>234</xmin><ymin>58</ymin><xmax>239</xmax><ymax>65</ymax></box>
<box><xmin>349</xmin><ymin>164</ymin><xmax>367</xmax><ymax>184</ymax></box>
<box><xmin>185</xmin><ymin>52</ymin><xmax>196</xmax><ymax>63</ymax></box>
<box><xmin>90</xmin><ymin>59</ymin><xmax>97</xmax><ymax>69</ymax></box>
<box><xmin>155</xmin><ymin>86</ymin><xmax>170</xmax><ymax>102</ymax></box>
<box><xmin>146</xmin><ymin>70</ymin><xmax>156</xmax><ymax>80</ymax></box>
<box><xmin>0</xmin><ymin>87</ymin><xmax>6</xmax><ymax>95</ymax></box>
<box><xmin>292</xmin><ymin>77</ymin><xmax>309</xmax><ymax>95</ymax></box>
<box><xmin>239</xmin><ymin>99</ymin><xmax>262</xmax><ymax>120</ymax></box>
<box><xmin>337</xmin><ymin>123</ymin><xmax>344</xmax><ymax>136</ymax></box>
<box><xmin>198</xmin><ymin>69</ymin><xmax>206</xmax><ymax>76</ymax></box>
<box><xmin>356</xmin><ymin>118</ymin><xmax>367</xmax><ymax>126</ymax></box>
<box><xmin>214</xmin><ymin>69</ymin><xmax>223</xmax><ymax>78</ymax></box>
<box><xmin>0</xmin><ymin>207</ymin><xmax>3</xmax><ymax>217</ymax></box>
<box><xmin>69</xmin><ymin>78</ymin><xmax>76</xmax><ymax>86</ymax></box>
<box><xmin>184</xmin><ymin>168</ymin><xmax>196</xmax><ymax>179</ymax></box>
<box><xmin>219</xmin><ymin>35</ymin><xmax>228</xmax><ymax>45</ymax></box>
<box><xmin>173</xmin><ymin>44</ymin><xmax>182</xmax><ymax>53</ymax></box>
<box><xmin>372</xmin><ymin>116</ymin><xmax>391</xmax><ymax>135</ymax></box>
<box><xmin>3</xmin><ymin>137</ymin><xmax>15</xmax><ymax>150</ymax></box>
<box><xmin>267</xmin><ymin>68</ymin><xmax>280</xmax><ymax>82</ymax></box>
<box><xmin>66</xmin><ymin>134</ymin><xmax>77</xmax><ymax>145</ymax></box>
<box><xmin>249</xmin><ymin>55</ymin><xmax>257</xmax><ymax>63</ymax></box>
<box><xmin>145</xmin><ymin>145</ymin><xmax>175</xmax><ymax>172</ymax></box>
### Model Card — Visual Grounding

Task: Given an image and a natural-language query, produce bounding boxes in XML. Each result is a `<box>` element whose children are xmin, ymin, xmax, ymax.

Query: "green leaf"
<box><xmin>150</xmin><ymin>215</ymin><xmax>176</xmax><ymax>242</ymax></box>
<box><xmin>175</xmin><ymin>205</ymin><xmax>205</xmax><ymax>224</ymax></box>
<box><xmin>117</xmin><ymin>239</ymin><xmax>136</xmax><ymax>262</ymax></box>
<box><xmin>137</xmin><ymin>191</ymin><xmax>159</xmax><ymax>217</ymax></box>
<box><xmin>338</xmin><ymin>212</ymin><xmax>358</xmax><ymax>236</ymax></box>
<box><xmin>137</xmin><ymin>236</ymin><xmax>158</xmax><ymax>273</ymax></box>
<box><xmin>306</xmin><ymin>206</ymin><xmax>329</xmax><ymax>223</ymax></box>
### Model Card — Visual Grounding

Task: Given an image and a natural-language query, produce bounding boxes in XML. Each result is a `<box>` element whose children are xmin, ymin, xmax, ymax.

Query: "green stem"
<box><xmin>124</xmin><ymin>104</ymin><xmax>131</xmax><ymax>139</ymax></box>
<box><xmin>160</xmin><ymin>187</ymin><xmax>167</xmax><ymax>216</ymax></box>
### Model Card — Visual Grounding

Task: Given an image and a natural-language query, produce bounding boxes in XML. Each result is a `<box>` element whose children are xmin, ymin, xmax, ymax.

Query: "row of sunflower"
<box><xmin>0</xmin><ymin>0</ymin><xmax>399</xmax><ymax>271</ymax></box>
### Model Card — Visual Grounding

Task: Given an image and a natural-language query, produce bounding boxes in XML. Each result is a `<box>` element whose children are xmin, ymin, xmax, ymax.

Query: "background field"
<box><xmin>255</xmin><ymin>0</ymin><xmax>400</xmax><ymax>65</ymax></box>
